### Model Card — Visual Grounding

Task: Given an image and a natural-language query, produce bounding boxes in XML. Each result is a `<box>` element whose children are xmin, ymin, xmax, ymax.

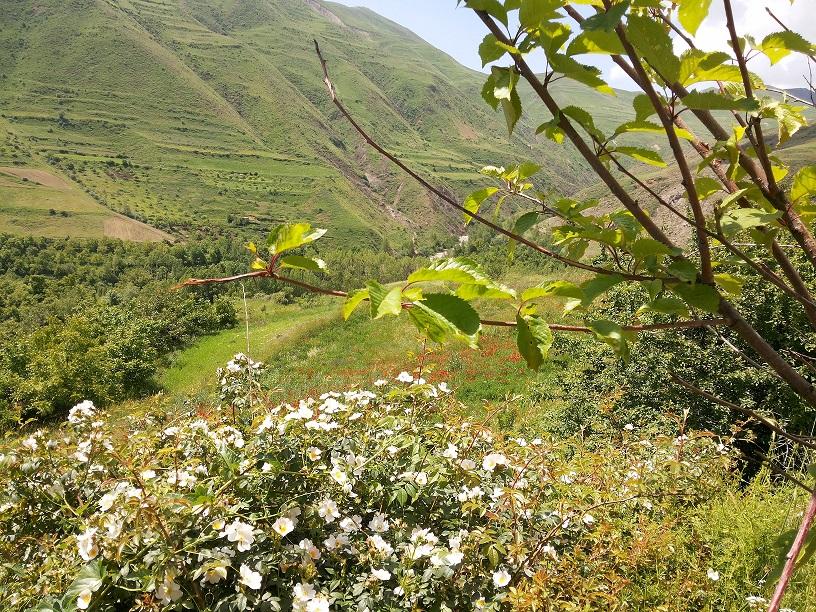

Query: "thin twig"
<box><xmin>312</xmin><ymin>41</ymin><xmax>654</xmax><ymax>283</ymax></box>
<box><xmin>670</xmin><ymin>374</ymin><xmax>816</xmax><ymax>450</ymax></box>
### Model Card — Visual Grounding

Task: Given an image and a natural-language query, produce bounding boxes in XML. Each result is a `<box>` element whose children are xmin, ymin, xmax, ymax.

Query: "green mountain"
<box><xmin>0</xmin><ymin>0</ymin><xmax>657</xmax><ymax>248</ymax></box>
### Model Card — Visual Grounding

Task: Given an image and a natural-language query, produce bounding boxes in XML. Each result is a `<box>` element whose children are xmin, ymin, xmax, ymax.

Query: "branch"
<box><xmin>472</xmin><ymin>15</ymin><xmax>678</xmax><ymax>252</ymax></box>
<box><xmin>670</xmin><ymin>374</ymin><xmax>816</xmax><ymax>450</ymax></box>
<box><xmin>312</xmin><ymin>41</ymin><xmax>650</xmax><ymax>282</ymax></box>
<box><xmin>769</xmin><ymin>491</ymin><xmax>816</xmax><ymax>612</ymax></box>
<box><xmin>483</xmin><ymin>318</ymin><xmax>728</xmax><ymax>333</ymax></box>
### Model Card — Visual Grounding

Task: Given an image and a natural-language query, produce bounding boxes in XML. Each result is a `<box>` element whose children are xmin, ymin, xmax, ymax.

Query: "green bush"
<box><xmin>1</xmin><ymin>361</ymin><xmax>808</xmax><ymax>611</ymax></box>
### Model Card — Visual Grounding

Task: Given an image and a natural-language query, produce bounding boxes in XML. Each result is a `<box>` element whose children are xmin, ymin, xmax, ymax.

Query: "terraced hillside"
<box><xmin>0</xmin><ymin>0</ymin><xmax>659</xmax><ymax>247</ymax></box>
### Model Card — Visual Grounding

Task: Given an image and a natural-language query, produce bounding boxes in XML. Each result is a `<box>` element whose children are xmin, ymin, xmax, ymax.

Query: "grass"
<box><xmin>0</xmin><ymin>0</ymin><xmax>663</xmax><ymax>246</ymax></box>
<box><xmin>160</xmin><ymin>297</ymin><xmax>337</xmax><ymax>395</ymax></box>
<box><xmin>161</xmin><ymin>269</ymin><xmax>578</xmax><ymax>427</ymax></box>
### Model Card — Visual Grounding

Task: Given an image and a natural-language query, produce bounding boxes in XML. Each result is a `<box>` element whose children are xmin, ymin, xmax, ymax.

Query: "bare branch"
<box><xmin>312</xmin><ymin>41</ymin><xmax>650</xmax><ymax>282</ymax></box>
<box><xmin>670</xmin><ymin>374</ymin><xmax>816</xmax><ymax>450</ymax></box>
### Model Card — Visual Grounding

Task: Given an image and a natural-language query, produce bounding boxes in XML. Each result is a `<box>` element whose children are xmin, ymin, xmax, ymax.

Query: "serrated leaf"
<box><xmin>250</xmin><ymin>257</ymin><xmax>267</xmax><ymax>271</ymax></box>
<box><xmin>588</xmin><ymin>319</ymin><xmax>630</xmax><ymax>360</ymax></box>
<box><xmin>279</xmin><ymin>255</ymin><xmax>327</xmax><ymax>273</ymax></box>
<box><xmin>670</xmin><ymin>282</ymin><xmax>721</xmax><ymax>313</ymax></box>
<box><xmin>758</xmin><ymin>31</ymin><xmax>815</xmax><ymax>65</ymax></box>
<box><xmin>457</xmin><ymin>283</ymin><xmax>517</xmax><ymax>300</ymax></box>
<box><xmin>408</xmin><ymin>294</ymin><xmax>481</xmax><ymax>348</ymax></box>
<box><xmin>479</xmin><ymin>34</ymin><xmax>506</xmax><ymax>66</ymax></box>
<box><xmin>678</xmin><ymin>0</ymin><xmax>712</xmax><ymax>36</ymax></box>
<box><xmin>580</xmin><ymin>274</ymin><xmax>625</xmax><ymax>307</ymax></box>
<box><xmin>463</xmin><ymin>187</ymin><xmax>499</xmax><ymax>224</ymax></box>
<box><xmin>267</xmin><ymin>223</ymin><xmax>327</xmax><ymax>255</ymax></box>
<box><xmin>667</xmin><ymin>259</ymin><xmax>699</xmax><ymax>283</ymax></box>
<box><xmin>549</xmin><ymin>54</ymin><xmax>614</xmax><ymax>95</ymax></box>
<box><xmin>792</xmin><ymin>166</ymin><xmax>816</xmax><ymax>202</ymax></box>
<box><xmin>713</xmin><ymin>273</ymin><xmax>745</xmax><ymax>296</ymax></box>
<box><xmin>522</xmin><ymin>280</ymin><xmax>583</xmax><ymax>302</ymax></box>
<box><xmin>562</xmin><ymin>105</ymin><xmax>605</xmax><ymax>141</ymax></box>
<box><xmin>695</xmin><ymin>177</ymin><xmax>723</xmax><ymax>199</ymax></box>
<box><xmin>720</xmin><ymin>208</ymin><xmax>782</xmax><ymax>236</ymax></box>
<box><xmin>508</xmin><ymin>211</ymin><xmax>542</xmax><ymax>259</ymax></box>
<box><xmin>519</xmin><ymin>0</ymin><xmax>562</xmax><ymax>29</ymax></box>
<box><xmin>342</xmin><ymin>288</ymin><xmax>369</xmax><ymax>320</ymax></box>
<box><xmin>640</xmin><ymin>296</ymin><xmax>689</xmax><ymax>317</ymax></box>
<box><xmin>582</xmin><ymin>0</ymin><xmax>629</xmax><ymax>32</ymax></box>
<box><xmin>629</xmin><ymin>238</ymin><xmax>675</xmax><ymax>259</ymax></box>
<box><xmin>567</xmin><ymin>29</ymin><xmax>625</xmax><ymax>55</ymax></box>
<box><xmin>408</xmin><ymin>257</ymin><xmax>494</xmax><ymax>285</ymax></box>
<box><xmin>682</xmin><ymin>91</ymin><xmax>759</xmax><ymax>111</ymax></box>
<box><xmin>366</xmin><ymin>280</ymin><xmax>390</xmax><ymax>318</ymax></box>
<box><xmin>613</xmin><ymin>146</ymin><xmax>666</xmax><ymax>167</ymax></box>
<box><xmin>375</xmin><ymin>286</ymin><xmax>403</xmax><ymax>319</ymax></box>
<box><xmin>627</xmin><ymin>13</ymin><xmax>680</xmax><ymax>82</ymax></box>
<box><xmin>516</xmin><ymin>313</ymin><xmax>553</xmax><ymax>371</ymax></box>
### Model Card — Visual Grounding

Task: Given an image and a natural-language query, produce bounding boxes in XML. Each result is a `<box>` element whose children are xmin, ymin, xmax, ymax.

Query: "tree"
<box><xmin>182</xmin><ymin>2</ymin><xmax>816</xmax><ymax>607</ymax></box>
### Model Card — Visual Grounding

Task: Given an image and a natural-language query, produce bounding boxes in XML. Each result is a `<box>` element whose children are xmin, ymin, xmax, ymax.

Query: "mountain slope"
<box><xmin>0</xmin><ymin>0</ymin><xmax>666</xmax><ymax>247</ymax></box>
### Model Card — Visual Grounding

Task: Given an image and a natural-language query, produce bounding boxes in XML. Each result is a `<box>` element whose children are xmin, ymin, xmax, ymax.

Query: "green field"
<box><xmin>0</xmin><ymin>0</ymin><xmax>668</xmax><ymax>247</ymax></box>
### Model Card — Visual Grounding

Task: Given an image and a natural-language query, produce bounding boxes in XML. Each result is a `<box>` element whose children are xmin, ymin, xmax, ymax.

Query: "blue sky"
<box><xmin>329</xmin><ymin>0</ymin><xmax>815</xmax><ymax>90</ymax></box>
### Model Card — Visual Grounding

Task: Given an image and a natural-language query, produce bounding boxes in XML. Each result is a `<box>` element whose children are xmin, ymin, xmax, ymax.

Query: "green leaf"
<box><xmin>632</xmin><ymin>94</ymin><xmax>656</xmax><ymax>121</ymax></box>
<box><xmin>516</xmin><ymin>313</ymin><xmax>554</xmax><ymax>371</ymax></box>
<box><xmin>695</xmin><ymin>177</ymin><xmax>723</xmax><ymax>199</ymax></box>
<box><xmin>679</xmin><ymin>50</ymin><xmax>743</xmax><ymax>85</ymax></box>
<box><xmin>519</xmin><ymin>0</ymin><xmax>562</xmax><ymax>29</ymax></box>
<box><xmin>342</xmin><ymin>289</ymin><xmax>369</xmax><ymax>320</ymax></box>
<box><xmin>64</xmin><ymin>561</ymin><xmax>105</xmax><ymax>606</ymax></box>
<box><xmin>613</xmin><ymin>146</ymin><xmax>666</xmax><ymax>167</ymax></box>
<box><xmin>626</xmin><ymin>13</ymin><xmax>680</xmax><ymax>82</ymax></box>
<box><xmin>640</xmin><ymin>297</ymin><xmax>689</xmax><ymax>317</ymax></box>
<box><xmin>720</xmin><ymin>208</ymin><xmax>782</xmax><ymax>236</ymax></box>
<box><xmin>670</xmin><ymin>282</ymin><xmax>721</xmax><ymax>313</ymax></box>
<box><xmin>479</xmin><ymin>34</ymin><xmax>506</xmax><ymax>66</ymax></box>
<box><xmin>549</xmin><ymin>54</ymin><xmax>614</xmax><ymax>95</ymax></box>
<box><xmin>517</xmin><ymin>162</ymin><xmax>542</xmax><ymax>181</ymax></box>
<box><xmin>713</xmin><ymin>273</ymin><xmax>745</xmax><ymax>296</ymax></box>
<box><xmin>408</xmin><ymin>257</ymin><xmax>495</xmax><ymax>285</ymax></box>
<box><xmin>682</xmin><ymin>91</ymin><xmax>759</xmax><ymax>111</ymax></box>
<box><xmin>508</xmin><ymin>211</ymin><xmax>542</xmax><ymax>259</ymax></box>
<box><xmin>678</xmin><ymin>0</ymin><xmax>712</xmax><ymax>36</ymax></box>
<box><xmin>267</xmin><ymin>223</ymin><xmax>327</xmax><ymax>255</ymax></box>
<box><xmin>250</xmin><ymin>257</ymin><xmax>267</xmax><ymax>271</ymax></box>
<box><xmin>567</xmin><ymin>30</ymin><xmax>625</xmax><ymax>55</ymax></box>
<box><xmin>279</xmin><ymin>255</ymin><xmax>327</xmax><ymax>273</ymax></box>
<box><xmin>792</xmin><ymin>166</ymin><xmax>816</xmax><ymax>202</ymax></box>
<box><xmin>375</xmin><ymin>286</ymin><xmax>403</xmax><ymax>319</ymax></box>
<box><xmin>758</xmin><ymin>31</ymin><xmax>815</xmax><ymax>65</ymax></box>
<box><xmin>457</xmin><ymin>283</ymin><xmax>517</xmax><ymax>300</ymax></box>
<box><xmin>536</xmin><ymin>116</ymin><xmax>566</xmax><ymax>143</ymax></box>
<box><xmin>588</xmin><ymin>319</ymin><xmax>630</xmax><ymax>360</ymax></box>
<box><xmin>582</xmin><ymin>0</ymin><xmax>629</xmax><ymax>32</ymax></box>
<box><xmin>580</xmin><ymin>273</ymin><xmax>625</xmax><ymax>307</ymax></box>
<box><xmin>408</xmin><ymin>293</ymin><xmax>481</xmax><ymax>348</ymax></box>
<box><xmin>366</xmin><ymin>280</ymin><xmax>390</xmax><ymax>318</ymax></box>
<box><xmin>629</xmin><ymin>238</ymin><xmax>675</xmax><ymax>259</ymax></box>
<box><xmin>561</xmin><ymin>106</ymin><xmax>605</xmax><ymax>141</ymax></box>
<box><xmin>521</xmin><ymin>280</ymin><xmax>583</xmax><ymax>303</ymax></box>
<box><xmin>463</xmin><ymin>187</ymin><xmax>499</xmax><ymax>224</ymax></box>
<box><xmin>666</xmin><ymin>259</ymin><xmax>699</xmax><ymax>283</ymax></box>
<box><xmin>464</xmin><ymin>0</ymin><xmax>508</xmax><ymax>25</ymax></box>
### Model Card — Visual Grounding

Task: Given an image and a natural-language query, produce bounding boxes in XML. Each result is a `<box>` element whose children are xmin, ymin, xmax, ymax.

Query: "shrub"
<box><xmin>3</xmin><ymin>357</ymin><xmax>792</xmax><ymax>611</ymax></box>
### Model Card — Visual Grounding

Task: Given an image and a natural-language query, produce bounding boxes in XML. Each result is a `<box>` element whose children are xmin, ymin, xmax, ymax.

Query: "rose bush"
<box><xmin>0</xmin><ymin>357</ymin><xmax>747</xmax><ymax>611</ymax></box>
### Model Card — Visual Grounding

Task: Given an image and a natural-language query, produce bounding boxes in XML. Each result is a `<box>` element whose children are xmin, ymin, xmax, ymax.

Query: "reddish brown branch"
<box><xmin>313</xmin><ymin>40</ymin><xmax>653</xmax><ymax>283</ymax></box>
<box><xmin>769</xmin><ymin>492</ymin><xmax>816</xmax><ymax>612</ymax></box>
<box><xmin>670</xmin><ymin>374</ymin><xmax>816</xmax><ymax>451</ymax></box>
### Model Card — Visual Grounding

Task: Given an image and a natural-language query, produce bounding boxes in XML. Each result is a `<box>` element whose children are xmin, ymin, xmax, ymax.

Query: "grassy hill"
<box><xmin>0</xmin><ymin>0</ymin><xmax>656</xmax><ymax>248</ymax></box>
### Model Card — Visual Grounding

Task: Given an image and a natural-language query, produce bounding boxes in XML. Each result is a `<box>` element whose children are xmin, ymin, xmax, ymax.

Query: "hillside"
<box><xmin>0</xmin><ymin>0</ymin><xmax>655</xmax><ymax>248</ymax></box>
